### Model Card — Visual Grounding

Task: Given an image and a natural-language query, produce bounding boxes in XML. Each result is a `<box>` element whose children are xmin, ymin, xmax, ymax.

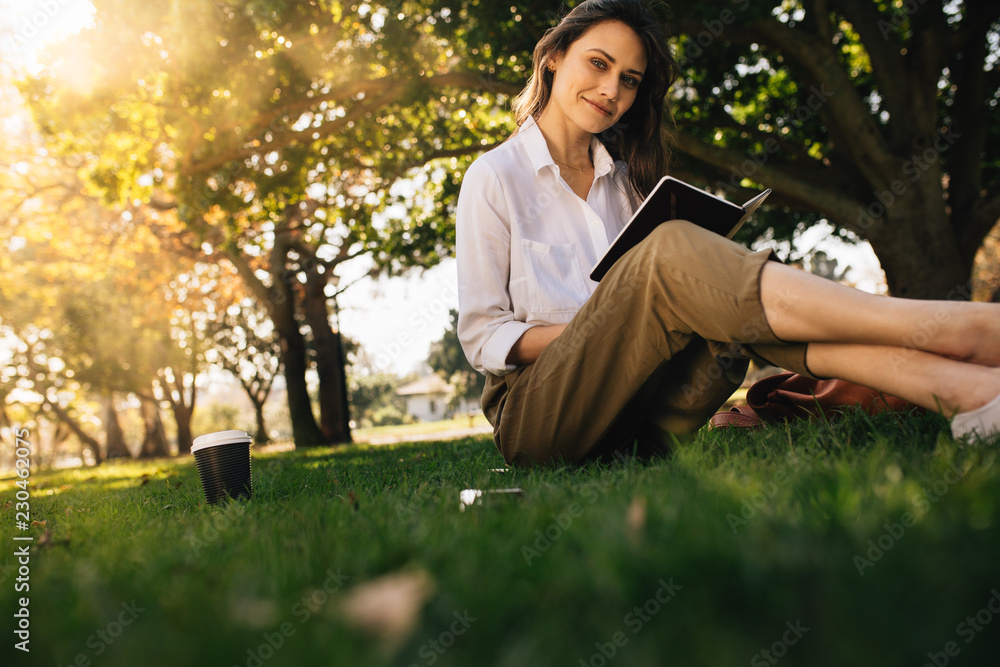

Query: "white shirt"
<box><xmin>456</xmin><ymin>116</ymin><xmax>635</xmax><ymax>376</ymax></box>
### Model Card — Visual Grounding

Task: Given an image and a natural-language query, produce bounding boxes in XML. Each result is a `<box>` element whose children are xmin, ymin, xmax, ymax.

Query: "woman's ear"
<box><xmin>546</xmin><ymin>51</ymin><xmax>562</xmax><ymax>73</ymax></box>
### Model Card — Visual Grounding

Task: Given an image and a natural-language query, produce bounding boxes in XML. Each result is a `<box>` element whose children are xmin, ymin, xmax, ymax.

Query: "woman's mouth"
<box><xmin>584</xmin><ymin>99</ymin><xmax>612</xmax><ymax>116</ymax></box>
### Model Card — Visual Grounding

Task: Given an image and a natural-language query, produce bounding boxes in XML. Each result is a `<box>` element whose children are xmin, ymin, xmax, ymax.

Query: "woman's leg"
<box><xmin>759</xmin><ymin>262</ymin><xmax>1000</xmax><ymax>365</ymax></box>
<box><xmin>805</xmin><ymin>343</ymin><xmax>1000</xmax><ymax>415</ymax></box>
<box><xmin>485</xmin><ymin>221</ymin><xmax>794</xmax><ymax>467</ymax></box>
<box><xmin>758</xmin><ymin>261</ymin><xmax>1000</xmax><ymax>427</ymax></box>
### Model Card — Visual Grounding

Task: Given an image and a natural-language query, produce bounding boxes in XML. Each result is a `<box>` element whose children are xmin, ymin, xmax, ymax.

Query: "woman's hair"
<box><xmin>511</xmin><ymin>0</ymin><xmax>678</xmax><ymax>203</ymax></box>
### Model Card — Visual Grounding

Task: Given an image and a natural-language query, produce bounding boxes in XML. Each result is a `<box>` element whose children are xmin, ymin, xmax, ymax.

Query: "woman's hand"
<box><xmin>506</xmin><ymin>324</ymin><xmax>569</xmax><ymax>366</ymax></box>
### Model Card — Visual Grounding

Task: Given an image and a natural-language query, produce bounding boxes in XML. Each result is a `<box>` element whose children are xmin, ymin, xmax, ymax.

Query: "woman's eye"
<box><xmin>591</xmin><ymin>58</ymin><xmax>606</xmax><ymax>69</ymax></box>
<box><xmin>623</xmin><ymin>76</ymin><xmax>639</xmax><ymax>87</ymax></box>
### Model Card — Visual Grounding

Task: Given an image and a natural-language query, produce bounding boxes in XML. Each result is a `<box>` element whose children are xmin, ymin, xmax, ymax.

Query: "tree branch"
<box><xmin>826</xmin><ymin>0</ymin><xmax>914</xmax><ymax>143</ymax></box>
<box><xmin>907</xmin><ymin>6</ymin><xmax>951</xmax><ymax>135</ymax></box>
<box><xmin>946</xmin><ymin>5</ymin><xmax>1000</xmax><ymax>58</ymax></box>
<box><xmin>673</xmin><ymin>132</ymin><xmax>874</xmax><ymax>236</ymax></box>
<box><xmin>217</xmin><ymin>72</ymin><xmax>522</xmax><ymax>139</ymax></box>
<box><xmin>739</xmin><ymin>16</ymin><xmax>901</xmax><ymax>190</ymax></box>
<box><xmin>156</xmin><ymin>369</ymin><xmax>179</xmax><ymax>412</ymax></box>
<box><xmin>802</xmin><ymin>0</ymin><xmax>834</xmax><ymax>44</ymax></box>
<box><xmin>0</xmin><ymin>182</ymin><xmax>70</xmax><ymax>228</ymax></box>
<box><xmin>222</xmin><ymin>239</ymin><xmax>274</xmax><ymax>308</ymax></box>
<box><xmin>41</xmin><ymin>393</ymin><xmax>102</xmax><ymax>453</ymax></box>
<box><xmin>679</xmin><ymin>116</ymin><xmax>816</xmax><ymax>164</ymax></box>
<box><xmin>182</xmin><ymin>72</ymin><xmax>521</xmax><ymax>176</ymax></box>
<box><xmin>424</xmin><ymin>143</ymin><xmax>502</xmax><ymax>161</ymax></box>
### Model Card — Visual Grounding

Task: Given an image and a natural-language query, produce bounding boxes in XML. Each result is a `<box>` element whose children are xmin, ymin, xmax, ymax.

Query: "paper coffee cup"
<box><xmin>192</xmin><ymin>430</ymin><xmax>253</xmax><ymax>505</ymax></box>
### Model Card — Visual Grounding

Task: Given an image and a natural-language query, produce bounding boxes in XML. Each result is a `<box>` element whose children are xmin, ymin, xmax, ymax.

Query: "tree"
<box><xmin>665</xmin><ymin>0</ymin><xmax>1000</xmax><ymax>298</ymax></box>
<box><xmin>138</xmin><ymin>386</ymin><xmax>171</xmax><ymax>458</ymax></box>
<box><xmin>0</xmin><ymin>95</ymin><xmax>222</xmax><ymax>459</ymax></box>
<box><xmin>428</xmin><ymin>309</ymin><xmax>484</xmax><ymax>411</ymax></box>
<box><xmin>18</xmin><ymin>2</ymin><xmax>999</xmax><ymax>465</ymax></box>
<box><xmin>17</xmin><ymin>0</ymin><xmax>533</xmax><ymax>448</ymax></box>
<box><xmin>347</xmin><ymin>371</ymin><xmax>408</xmax><ymax>428</ymax></box>
<box><xmin>205</xmin><ymin>296</ymin><xmax>282</xmax><ymax>444</ymax></box>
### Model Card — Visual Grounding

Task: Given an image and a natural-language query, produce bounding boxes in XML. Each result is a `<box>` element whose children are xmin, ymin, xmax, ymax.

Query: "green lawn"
<box><xmin>352</xmin><ymin>414</ymin><xmax>491</xmax><ymax>441</ymax></box>
<box><xmin>3</xmin><ymin>410</ymin><xmax>999</xmax><ymax>667</ymax></box>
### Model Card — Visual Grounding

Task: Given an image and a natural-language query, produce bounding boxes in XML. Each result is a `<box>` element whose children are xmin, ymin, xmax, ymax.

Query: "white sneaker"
<box><xmin>951</xmin><ymin>391</ymin><xmax>1000</xmax><ymax>440</ymax></box>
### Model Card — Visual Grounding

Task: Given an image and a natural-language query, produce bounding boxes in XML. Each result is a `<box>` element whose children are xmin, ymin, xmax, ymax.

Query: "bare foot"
<box><xmin>930</xmin><ymin>302</ymin><xmax>1000</xmax><ymax>368</ymax></box>
<box><xmin>951</xmin><ymin>373</ymin><xmax>1000</xmax><ymax>440</ymax></box>
<box><xmin>939</xmin><ymin>366</ymin><xmax>1000</xmax><ymax>416</ymax></box>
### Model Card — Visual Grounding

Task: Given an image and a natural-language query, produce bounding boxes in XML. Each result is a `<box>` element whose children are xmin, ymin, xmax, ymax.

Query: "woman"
<box><xmin>456</xmin><ymin>0</ymin><xmax>1000</xmax><ymax>467</ymax></box>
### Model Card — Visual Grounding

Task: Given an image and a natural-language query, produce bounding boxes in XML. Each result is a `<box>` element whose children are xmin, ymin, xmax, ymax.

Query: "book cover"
<box><xmin>589</xmin><ymin>176</ymin><xmax>771</xmax><ymax>281</ymax></box>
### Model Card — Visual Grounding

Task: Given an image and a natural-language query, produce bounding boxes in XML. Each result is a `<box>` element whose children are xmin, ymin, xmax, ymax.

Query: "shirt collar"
<box><xmin>519</xmin><ymin>115</ymin><xmax>617</xmax><ymax>180</ymax></box>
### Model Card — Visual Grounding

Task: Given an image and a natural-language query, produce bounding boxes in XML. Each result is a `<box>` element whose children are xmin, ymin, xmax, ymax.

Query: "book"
<box><xmin>589</xmin><ymin>176</ymin><xmax>771</xmax><ymax>281</ymax></box>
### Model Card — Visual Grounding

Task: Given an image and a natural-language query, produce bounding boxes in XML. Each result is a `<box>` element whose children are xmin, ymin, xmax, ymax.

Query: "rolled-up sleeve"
<box><xmin>456</xmin><ymin>159</ymin><xmax>535</xmax><ymax>376</ymax></box>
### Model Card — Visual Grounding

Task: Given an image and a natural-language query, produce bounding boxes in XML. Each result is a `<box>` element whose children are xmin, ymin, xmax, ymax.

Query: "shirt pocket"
<box><xmin>520</xmin><ymin>239</ymin><xmax>591</xmax><ymax>314</ymax></box>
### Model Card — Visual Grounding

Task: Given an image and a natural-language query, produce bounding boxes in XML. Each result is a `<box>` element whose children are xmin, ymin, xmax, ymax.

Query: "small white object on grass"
<box><xmin>459</xmin><ymin>488</ymin><xmax>524</xmax><ymax>511</ymax></box>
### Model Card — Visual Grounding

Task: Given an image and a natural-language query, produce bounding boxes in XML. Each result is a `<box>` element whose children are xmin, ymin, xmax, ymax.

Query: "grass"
<box><xmin>352</xmin><ymin>414</ymin><xmax>491</xmax><ymax>441</ymax></box>
<box><xmin>2</xmin><ymin>409</ymin><xmax>999</xmax><ymax>667</ymax></box>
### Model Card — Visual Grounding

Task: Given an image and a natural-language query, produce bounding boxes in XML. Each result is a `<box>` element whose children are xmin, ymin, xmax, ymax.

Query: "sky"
<box><xmin>337</xmin><ymin>258</ymin><xmax>460</xmax><ymax>376</ymax></box>
<box><xmin>1</xmin><ymin>0</ymin><xmax>888</xmax><ymax>379</ymax></box>
<box><xmin>0</xmin><ymin>0</ymin><xmax>96</xmax><ymax>71</ymax></box>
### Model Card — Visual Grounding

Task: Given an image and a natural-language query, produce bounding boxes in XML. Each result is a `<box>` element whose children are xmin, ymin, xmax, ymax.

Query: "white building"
<box><xmin>395</xmin><ymin>374</ymin><xmax>478</xmax><ymax>422</ymax></box>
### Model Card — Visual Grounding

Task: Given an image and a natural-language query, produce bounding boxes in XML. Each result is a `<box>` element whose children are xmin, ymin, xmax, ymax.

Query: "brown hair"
<box><xmin>511</xmin><ymin>0</ymin><xmax>678</xmax><ymax>202</ymax></box>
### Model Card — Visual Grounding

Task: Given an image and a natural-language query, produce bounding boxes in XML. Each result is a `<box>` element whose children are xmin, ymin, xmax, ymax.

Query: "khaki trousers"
<box><xmin>481</xmin><ymin>220</ymin><xmax>814</xmax><ymax>468</ymax></box>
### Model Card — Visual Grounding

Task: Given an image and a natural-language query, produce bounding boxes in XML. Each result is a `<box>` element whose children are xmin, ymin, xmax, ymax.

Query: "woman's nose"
<box><xmin>600</xmin><ymin>75</ymin><xmax>620</xmax><ymax>101</ymax></box>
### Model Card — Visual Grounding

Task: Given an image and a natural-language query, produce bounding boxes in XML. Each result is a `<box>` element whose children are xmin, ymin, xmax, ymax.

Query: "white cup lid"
<box><xmin>192</xmin><ymin>430</ymin><xmax>252</xmax><ymax>454</ymax></box>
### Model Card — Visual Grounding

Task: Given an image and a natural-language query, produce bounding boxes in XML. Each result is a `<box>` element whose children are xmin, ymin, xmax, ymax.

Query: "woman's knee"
<box><xmin>645</xmin><ymin>219</ymin><xmax>700</xmax><ymax>249</ymax></box>
<box><xmin>633</xmin><ymin>220</ymin><xmax>727</xmax><ymax>271</ymax></box>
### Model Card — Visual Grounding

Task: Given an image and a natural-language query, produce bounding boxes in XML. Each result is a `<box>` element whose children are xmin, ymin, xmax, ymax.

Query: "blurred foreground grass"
<box><xmin>2</xmin><ymin>409</ymin><xmax>999</xmax><ymax>667</ymax></box>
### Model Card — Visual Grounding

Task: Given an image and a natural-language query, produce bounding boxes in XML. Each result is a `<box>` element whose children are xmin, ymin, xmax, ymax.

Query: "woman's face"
<box><xmin>544</xmin><ymin>20</ymin><xmax>647</xmax><ymax>136</ymax></box>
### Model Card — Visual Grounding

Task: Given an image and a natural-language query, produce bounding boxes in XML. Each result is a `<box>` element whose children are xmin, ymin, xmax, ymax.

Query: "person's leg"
<box><xmin>806</xmin><ymin>343</ymin><xmax>1000</xmax><ymax>415</ymax></box>
<box><xmin>759</xmin><ymin>262</ymin><xmax>1000</xmax><ymax>366</ymax></box>
<box><xmin>488</xmin><ymin>221</ymin><xmax>798</xmax><ymax>467</ymax></box>
<box><xmin>631</xmin><ymin>339</ymin><xmax>750</xmax><ymax>456</ymax></box>
<box><xmin>759</xmin><ymin>261</ymin><xmax>1000</xmax><ymax>428</ymax></box>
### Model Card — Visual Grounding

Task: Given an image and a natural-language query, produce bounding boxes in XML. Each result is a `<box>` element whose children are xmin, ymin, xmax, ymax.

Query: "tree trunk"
<box><xmin>42</xmin><ymin>420</ymin><xmax>72</xmax><ymax>470</ymax></box>
<box><xmin>266</xmin><ymin>238</ymin><xmax>328</xmax><ymax>448</ymax></box>
<box><xmin>251</xmin><ymin>397</ymin><xmax>271</xmax><ymax>445</ymax></box>
<box><xmin>665</xmin><ymin>2</ymin><xmax>1000</xmax><ymax>301</ymax></box>
<box><xmin>262</xmin><ymin>268</ymin><xmax>326</xmax><ymax>448</ymax></box>
<box><xmin>869</xmin><ymin>239</ymin><xmax>972</xmax><ymax>301</ymax></box>
<box><xmin>275</xmin><ymin>312</ymin><xmax>326</xmax><ymax>447</ymax></box>
<box><xmin>158</xmin><ymin>368</ymin><xmax>197</xmax><ymax>454</ymax></box>
<box><xmin>843</xmin><ymin>151</ymin><xmax>973</xmax><ymax>300</ymax></box>
<box><xmin>334</xmin><ymin>331</ymin><xmax>352</xmax><ymax>437</ymax></box>
<box><xmin>220</xmin><ymin>210</ymin><xmax>329</xmax><ymax>449</ymax></box>
<box><xmin>864</xmin><ymin>212</ymin><xmax>972</xmax><ymax>300</ymax></box>
<box><xmin>175</xmin><ymin>404</ymin><xmax>194</xmax><ymax>455</ymax></box>
<box><xmin>103</xmin><ymin>393</ymin><xmax>131</xmax><ymax>460</ymax></box>
<box><xmin>139</xmin><ymin>391</ymin><xmax>171</xmax><ymax>458</ymax></box>
<box><xmin>302</xmin><ymin>269</ymin><xmax>352</xmax><ymax>444</ymax></box>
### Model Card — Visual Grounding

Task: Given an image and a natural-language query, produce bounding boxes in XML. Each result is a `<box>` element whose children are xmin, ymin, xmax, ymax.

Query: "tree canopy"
<box><xmin>664</xmin><ymin>0</ymin><xmax>1000</xmax><ymax>298</ymax></box>
<box><xmin>21</xmin><ymin>1</ymin><xmax>1000</xmax><ymax>300</ymax></box>
<box><xmin>4</xmin><ymin>0</ymin><xmax>999</xmax><ymax>456</ymax></box>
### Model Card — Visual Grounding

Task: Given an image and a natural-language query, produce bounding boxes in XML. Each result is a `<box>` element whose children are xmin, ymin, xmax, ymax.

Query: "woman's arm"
<box><xmin>456</xmin><ymin>159</ymin><xmax>537</xmax><ymax>375</ymax></box>
<box><xmin>506</xmin><ymin>324</ymin><xmax>568</xmax><ymax>365</ymax></box>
